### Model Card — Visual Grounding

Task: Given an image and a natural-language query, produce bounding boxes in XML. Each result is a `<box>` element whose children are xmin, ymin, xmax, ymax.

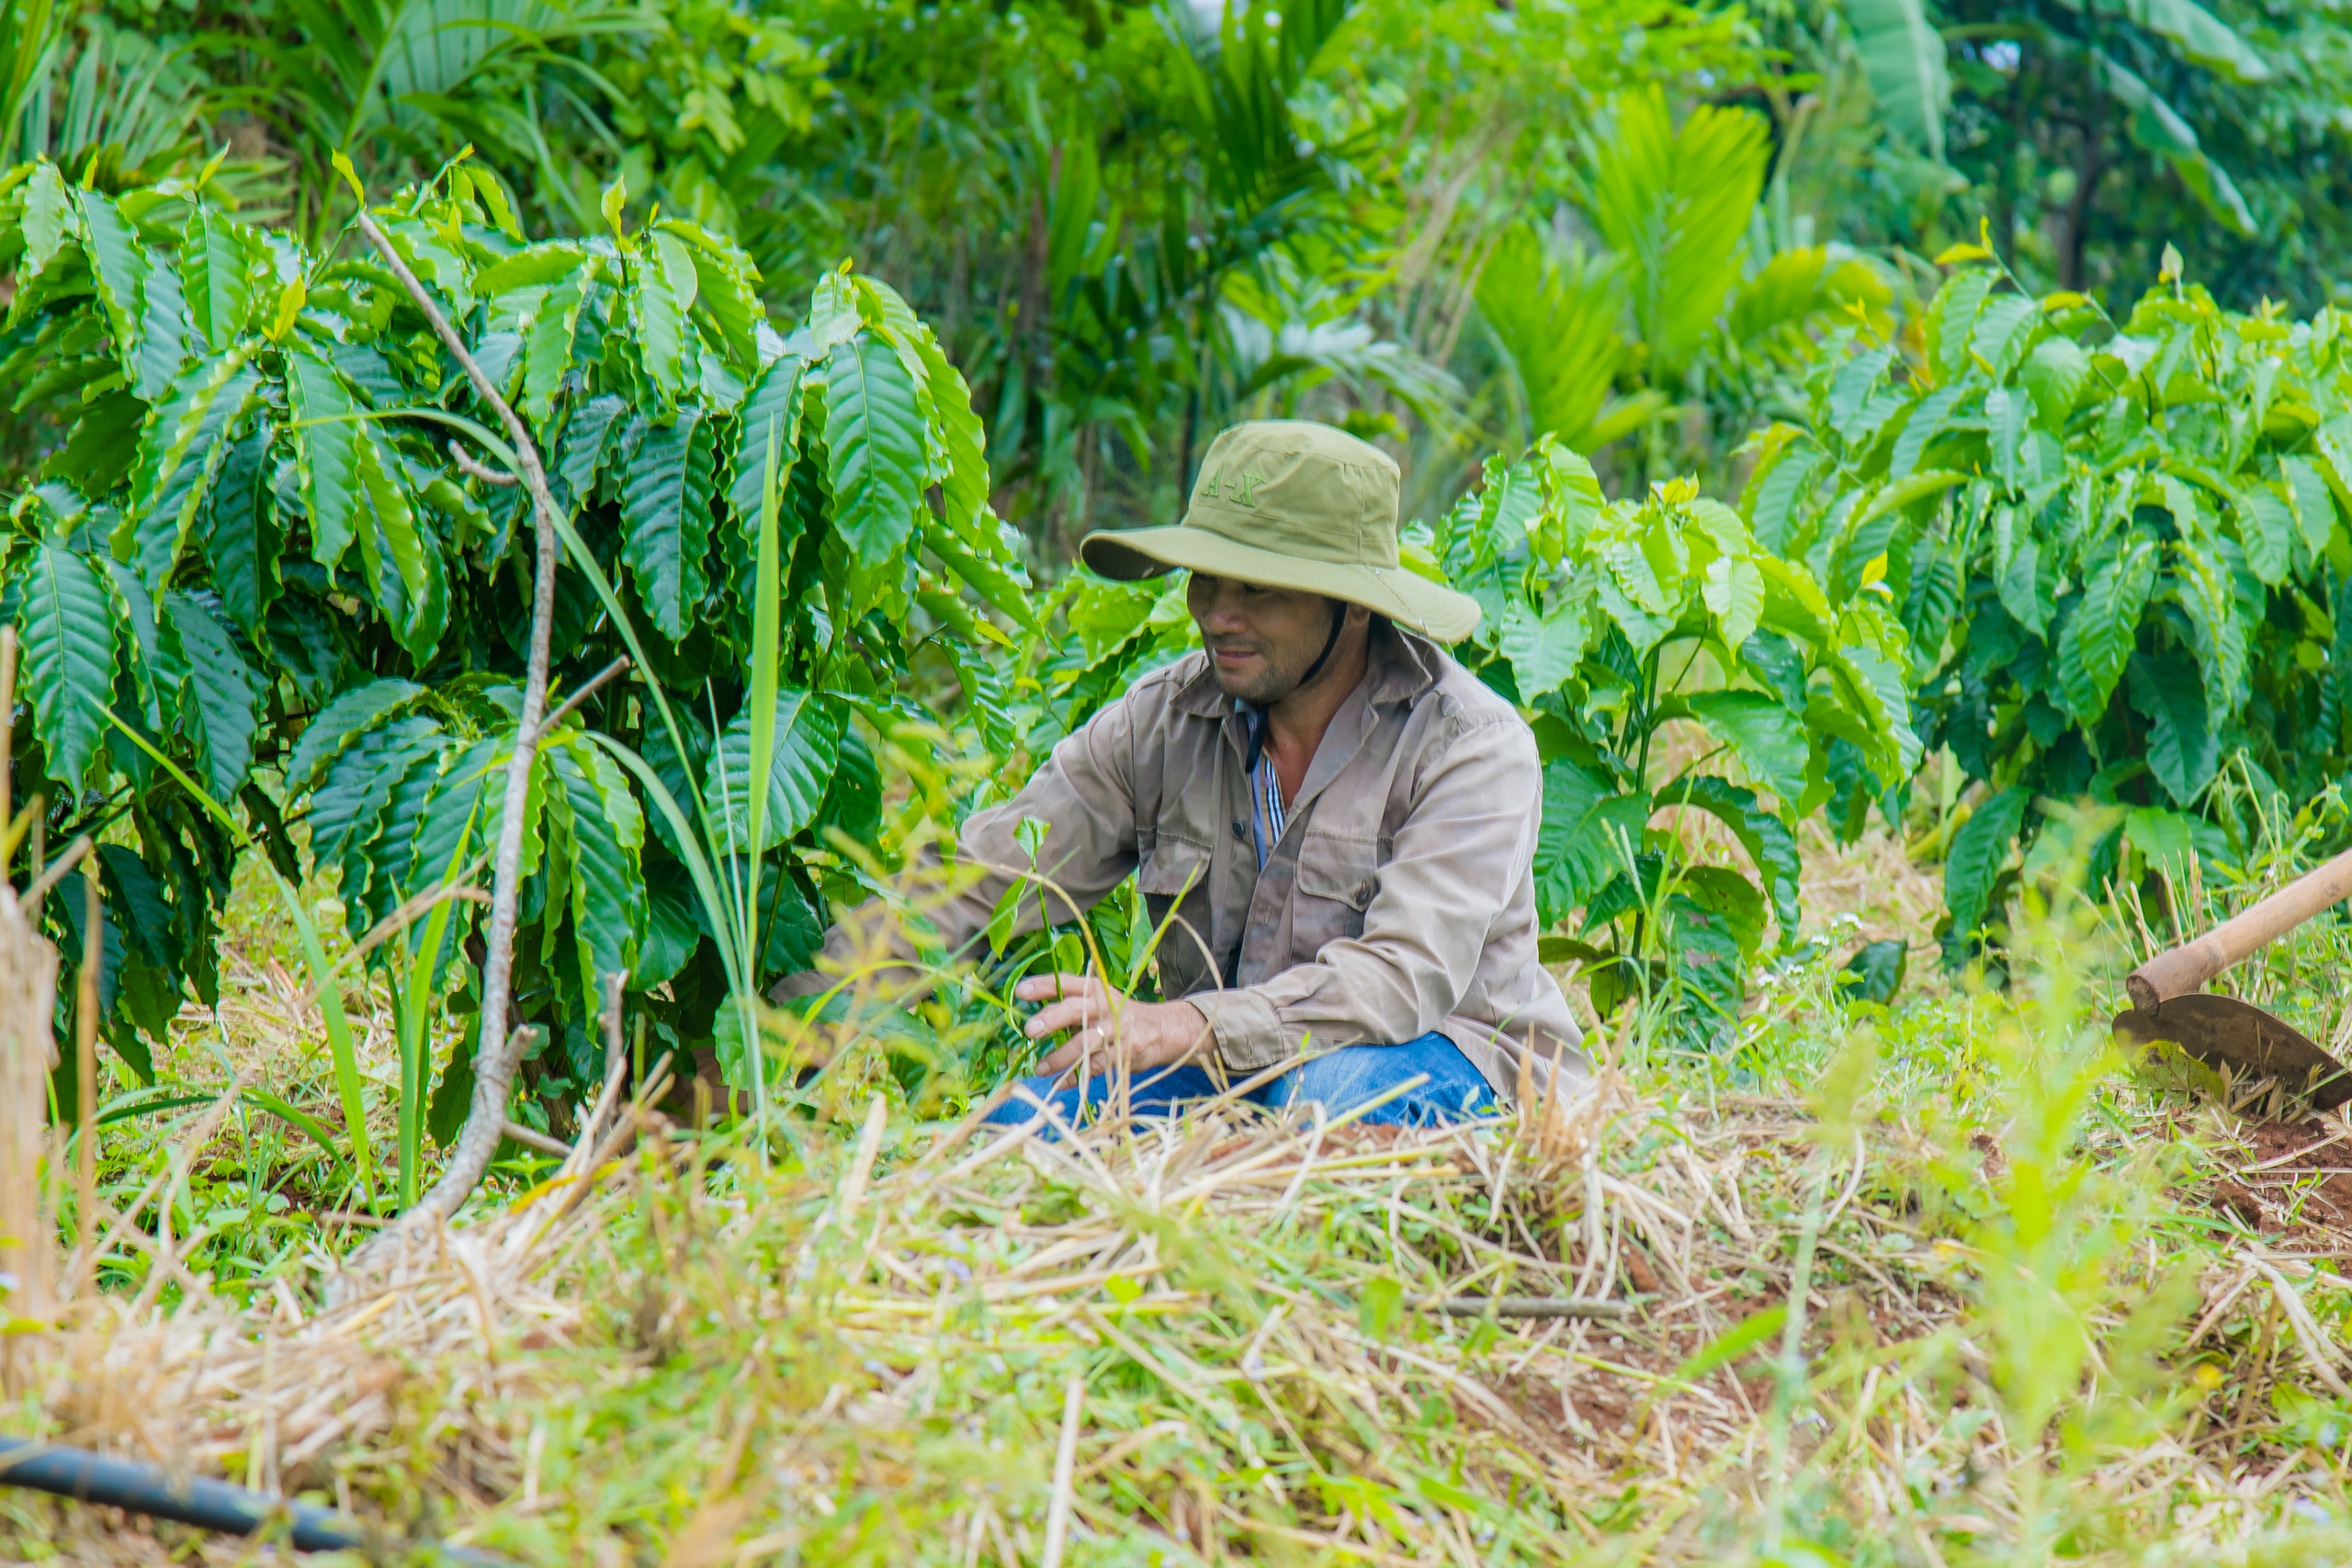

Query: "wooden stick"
<box><xmin>537</xmin><ymin>656</ymin><xmax>631</xmax><ymax>739</ymax></box>
<box><xmin>355</xmin><ymin>209</ymin><xmax>568</xmax><ymax>1225</ymax></box>
<box><xmin>447</xmin><ymin>438</ymin><xmax>519</xmax><ymax>487</ymax></box>
<box><xmin>2127</xmin><ymin>844</ymin><xmax>2352</xmax><ymax>1010</ymax></box>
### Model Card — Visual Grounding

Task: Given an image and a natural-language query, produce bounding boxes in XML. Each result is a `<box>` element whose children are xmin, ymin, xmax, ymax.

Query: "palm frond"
<box><xmin>1577</xmin><ymin>87</ymin><xmax>1770</xmax><ymax>383</ymax></box>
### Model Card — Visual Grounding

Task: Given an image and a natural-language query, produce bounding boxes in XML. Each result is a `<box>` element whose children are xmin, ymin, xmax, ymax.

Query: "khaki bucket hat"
<box><xmin>1078</xmin><ymin>420</ymin><xmax>1482</xmax><ymax>643</ymax></box>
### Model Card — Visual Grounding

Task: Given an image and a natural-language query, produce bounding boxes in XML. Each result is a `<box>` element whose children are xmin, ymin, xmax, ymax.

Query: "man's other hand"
<box><xmin>1015</xmin><ymin>974</ymin><xmax>1210</xmax><ymax>1077</ymax></box>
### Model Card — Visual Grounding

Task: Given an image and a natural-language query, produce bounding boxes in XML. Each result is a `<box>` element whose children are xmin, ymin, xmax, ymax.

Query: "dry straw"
<box><xmin>12</xmin><ymin>831</ymin><xmax>2352</xmax><ymax>1562</ymax></box>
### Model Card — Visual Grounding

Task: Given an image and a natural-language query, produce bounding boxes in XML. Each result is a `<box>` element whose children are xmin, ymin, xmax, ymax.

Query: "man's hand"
<box><xmin>1015</xmin><ymin>973</ymin><xmax>1210</xmax><ymax>1078</ymax></box>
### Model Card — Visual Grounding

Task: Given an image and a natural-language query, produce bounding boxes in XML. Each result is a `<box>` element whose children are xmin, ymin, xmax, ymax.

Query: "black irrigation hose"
<box><xmin>0</xmin><ymin>1438</ymin><xmax>510</xmax><ymax>1563</ymax></box>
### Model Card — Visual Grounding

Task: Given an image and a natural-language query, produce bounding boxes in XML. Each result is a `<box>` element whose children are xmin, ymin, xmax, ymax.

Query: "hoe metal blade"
<box><xmin>2111</xmin><ymin>993</ymin><xmax>2352</xmax><ymax>1111</ymax></box>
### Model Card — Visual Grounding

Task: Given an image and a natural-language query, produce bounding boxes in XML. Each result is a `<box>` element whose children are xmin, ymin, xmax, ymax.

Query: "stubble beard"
<box><xmin>1206</xmin><ymin>639</ymin><xmax>1315</xmax><ymax>707</ymax></box>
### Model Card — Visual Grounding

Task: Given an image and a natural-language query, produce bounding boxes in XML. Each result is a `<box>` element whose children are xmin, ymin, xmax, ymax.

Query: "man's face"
<box><xmin>1186</xmin><ymin>572</ymin><xmax>1341</xmax><ymax>705</ymax></box>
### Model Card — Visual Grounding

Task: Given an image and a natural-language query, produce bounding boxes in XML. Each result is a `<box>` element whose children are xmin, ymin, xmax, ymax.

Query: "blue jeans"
<box><xmin>982</xmin><ymin>1032</ymin><xmax>1498</xmax><ymax>1130</ymax></box>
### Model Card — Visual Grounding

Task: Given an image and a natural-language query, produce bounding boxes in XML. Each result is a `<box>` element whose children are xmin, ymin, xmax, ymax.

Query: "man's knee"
<box><xmin>1262</xmin><ymin>1036</ymin><xmax>1496</xmax><ymax>1123</ymax></box>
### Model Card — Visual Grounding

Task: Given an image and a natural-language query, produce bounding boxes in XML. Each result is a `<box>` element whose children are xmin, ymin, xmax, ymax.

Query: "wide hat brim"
<box><xmin>1079</xmin><ymin>525</ymin><xmax>1483</xmax><ymax>644</ymax></box>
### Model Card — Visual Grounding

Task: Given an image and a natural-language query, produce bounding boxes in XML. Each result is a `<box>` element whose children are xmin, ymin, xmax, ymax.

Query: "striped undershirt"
<box><xmin>1239</xmin><ymin>702</ymin><xmax>1287</xmax><ymax>869</ymax></box>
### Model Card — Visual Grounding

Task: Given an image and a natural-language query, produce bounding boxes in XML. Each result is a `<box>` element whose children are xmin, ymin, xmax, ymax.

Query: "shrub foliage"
<box><xmin>1743</xmin><ymin>250</ymin><xmax>2352</xmax><ymax>953</ymax></box>
<box><xmin>0</xmin><ymin>157</ymin><xmax>1023</xmax><ymax>1114</ymax></box>
<box><xmin>1430</xmin><ymin>441</ymin><xmax>1917</xmax><ymax>1040</ymax></box>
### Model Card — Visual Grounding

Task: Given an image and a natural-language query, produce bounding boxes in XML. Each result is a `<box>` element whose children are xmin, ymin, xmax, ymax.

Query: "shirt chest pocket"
<box><xmin>1136</xmin><ymin>833</ymin><xmax>1216</xmax><ymax>998</ymax></box>
<box><xmin>1290</xmin><ymin>829</ymin><xmax>1384</xmax><ymax>952</ymax></box>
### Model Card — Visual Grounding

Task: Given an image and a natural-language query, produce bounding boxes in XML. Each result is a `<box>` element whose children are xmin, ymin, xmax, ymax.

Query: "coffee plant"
<box><xmin>1430</xmin><ymin>439</ymin><xmax>1917</xmax><ymax>1043</ymax></box>
<box><xmin>1745</xmin><ymin>243</ymin><xmax>2352</xmax><ymax>956</ymax></box>
<box><xmin>0</xmin><ymin>156</ymin><xmax>1024</xmax><ymax>1172</ymax></box>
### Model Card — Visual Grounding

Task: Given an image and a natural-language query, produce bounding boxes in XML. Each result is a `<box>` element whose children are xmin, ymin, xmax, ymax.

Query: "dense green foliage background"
<box><xmin>1</xmin><ymin>0</ymin><xmax>2349</xmax><ymax>1198</ymax></box>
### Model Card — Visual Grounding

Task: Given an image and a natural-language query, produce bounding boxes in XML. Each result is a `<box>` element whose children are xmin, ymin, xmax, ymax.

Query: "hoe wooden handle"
<box><xmin>2126</xmin><ymin>844</ymin><xmax>2352</xmax><ymax>1010</ymax></box>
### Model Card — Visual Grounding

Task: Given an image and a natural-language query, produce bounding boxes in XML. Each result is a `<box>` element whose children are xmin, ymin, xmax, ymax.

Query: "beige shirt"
<box><xmin>810</xmin><ymin>623</ymin><xmax>1587</xmax><ymax>1099</ymax></box>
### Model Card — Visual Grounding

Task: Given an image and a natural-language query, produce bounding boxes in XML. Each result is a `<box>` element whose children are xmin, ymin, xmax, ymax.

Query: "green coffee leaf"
<box><xmin>817</xmin><ymin>727</ymin><xmax>882</xmax><ymax>847</ymax></box>
<box><xmin>2056</xmin><ymin>536</ymin><xmax>2156</xmax><ymax>723</ymax></box>
<box><xmin>1827</xmin><ymin>641</ymin><xmax>1922</xmax><ymax>777</ymax></box>
<box><xmin>2126</xmin><ymin>651</ymin><xmax>2218</xmax><ymax>806</ymax></box>
<box><xmin>2281</xmin><ymin>455</ymin><xmax>2336</xmax><ymax>556</ymax></box>
<box><xmin>1686</xmin><ymin>691</ymin><xmax>1809</xmax><ymax>812</ymax></box>
<box><xmin>1679</xmin><ymin>866</ymin><xmax>1767</xmax><ymax>963</ymax></box>
<box><xmin>287</xmin><ymin>678</ymin><xmax>427</xmax><ymax>795</ymax></box>
<box><xmin>1995</xmin><ymin>534</ymin><xmax>2051</xmax><ymax>641</ymax></box>
<box><xmin>1836</xmin><ymin>939</ymin><xmax>1907</xmax><ymax>1006</ymax></box>
<box><xmin>20</xmin><ymin>161</ymin><xmax>69</xmax><ymax>276</ymax></box>
<box><xmin>1928</xmin><ymin>270</ymin><xmax>1993</xmax><ymax>378</ymax></box>
<box><xmin>823</xmin><ymin>334</ymin><xmax>927</xmax><ymax>568</ymax></box>
<box><xmin>124</xmin><ymin>354</ymin><xmax>259</xmax><ymax>592</ymax></box>
<box><xmin>728</xmin><ymin>355</ymin><xmax>806</xmax><ymax>522</ymax></box>
<box><xmin>1533</xmin><ymin>758</ymin><xmax>1647</xmax><ymax>930</ymax></box>
<box><xmin>1656</xmin><ymin>774</ymin><xmax>1802</xmax><ymax>938</ymax></box>
<box><xmin>14</xmin><ymin>542</ymin><xmax>116</xmax><ymax>788</ymax></box>
<box><xmin>201</xmin><ymin>424</ymin><xmax>281</xmax><ymax>639</ymax></box>
<box><xmin>102</xmin><ymin>557</ymin><xmax>165</xmax><ymax>727</ymax></box>
<box><xmin>556</xmin><ymin>392</ymin><xmax>629</xmax><ymax>511</ymax></box>
<box><xmin>1498</xmin><ymin>598</ymin><xmax>1590</xmax><ymax>699</ymax></box>
<box><xmin>355</xmin><ymin>738</ymin><xmax>447</xmax><ymax>937</ymax></box>
<box><xmin>1943</xmin><ymin>786</ymin><xmax>2030</xmax><ymax>938</ymax></box>
<box><xmin>2124</xmin><ymin>804</ymin><xmax>2199</xmax><ymax>890</ymax></box>
<box><xmin>549</xmin><ymin>737</ymin><xmax>645</xmax><ymax>1021</ymax></box>
<box><xmin>474</xmin><ymin>243</ymin><xmax>588</xmax><ymax>299</ymax></box>
<box><xmin>636</xmin><ymin>230</ymin><xmax>700</xmax><ymax>400</ymax></box>
<box><xmin>2168</xmin><ymin>543</ymin><xmax>2246</xmax><ymax>713</ymax></box>
<box><xmin>2020</xmin><ymin>336</ymin><xmax>2089</xmax><ymax>429</ymax></box>
<box><xmin>157</xmin><ymin>589</ymin><xmax>263</xmax><ymax>802</ymax></box>
<box><xmin>312</xmin><ymin>713</ymin><xmax>445</xmax><ymax>877</ymax></box>
<box><xmin>353</xmin><ymin>431</ymin><xmax>436</xmax><ymax>655</ymax></box>
<box><xmin>522</xmin><ymin>279</ymin><xmax>582</xmax><ymax>424</ymax></box>
<box><xmin>182</xmin><ymin>209</ymin><xmax>253</xmax><ymax>355</ymax></box>
<box><xmin>912</xmin><ymin>321</ymin><xmax>989</xmax><ymax>533</ymax></box>
<box><xmin>636</xmin><ymin>858</ymin><xmax>701</xmax><ymax>988</ymax></box>
<box><xmin>705</xmin><ymin>688</ymin><xmax>842</xmax><ymax>854</ymax></box>
<box><xmin>1887</xmin><ymin>385</ymin><xmax>1963</xmax><ymax>484</ymax></box>
<box><xmin>406</xmin><ymin>736</ymin><xmax>503</xmax><ymax>902</ymax></box>
<box><xmin>286</xmin><ymin>350</ymin><xmax>362</xmax><ymax>568</ymax></box>
<box><xmin>1743</xmin><ymin>439</ymin><xmax>1823</xmax><ymax>555</ymax></box>
<box><xmin>75</xmin><ymin>189</ymin><xmax>175</xmax><ymax>396</ymax></box>
<box><xmin>2239</xmin><ymin>483</ymin><xmax>2298</xmax><ymax>586</ymax></box>
<box><xmin>663</xmin><ymin>222</ymin><xmax>763</xmax><ymax>367</ymax></box>
<box><xmin>620</xmin><ymin>404</ymin><xmax>718</xmax><ymax>638</ymax></box>
<box><xmin>1970</xmin><ymin>292</ymin><xmax>2039</xmax><ymax>374</ymax></box>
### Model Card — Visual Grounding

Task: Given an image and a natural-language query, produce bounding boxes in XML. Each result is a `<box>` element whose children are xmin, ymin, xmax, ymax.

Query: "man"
<box><xmin>789</xmin><ymin>420</ymin><xmax>1585</xmax><ymax>1126</ymax></box>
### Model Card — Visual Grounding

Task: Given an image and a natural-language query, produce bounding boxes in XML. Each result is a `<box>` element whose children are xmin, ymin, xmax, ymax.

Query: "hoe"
<box><xmin>2112</xmin><ymin>847</ymin><xmax>2352</xmax><ymax>1110</ymax></box>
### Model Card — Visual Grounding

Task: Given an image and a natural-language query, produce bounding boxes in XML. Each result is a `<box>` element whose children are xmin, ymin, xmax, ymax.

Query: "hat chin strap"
<box><xmin>1243</xmin><ymin>600</ymin><xmax>1346</xmax><ymax>775</ymax></box>
<box><xmin>1297</xmin><ymin>597</ymin><xmax>1348</xmax><ymax>689</ymax></box>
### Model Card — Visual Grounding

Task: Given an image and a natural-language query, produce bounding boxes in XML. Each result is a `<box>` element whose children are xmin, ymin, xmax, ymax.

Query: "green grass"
<box><xmin>13</xmin><ymin>807</ymin><xmax>2352</xmax><ymax>1566</ymax></box>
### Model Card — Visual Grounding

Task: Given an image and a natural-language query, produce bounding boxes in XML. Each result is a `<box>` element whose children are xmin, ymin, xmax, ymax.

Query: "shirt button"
<box><xmin>1231</xmin><ymin>818</ymin><xmax>1248</xmax><ymax>841</ymax></box>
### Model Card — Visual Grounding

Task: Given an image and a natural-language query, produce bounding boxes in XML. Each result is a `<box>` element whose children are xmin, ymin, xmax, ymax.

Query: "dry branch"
<box><xmin>352</xmin><ymin>209</ymin><xmax>568</xmax><ymax>1228</ymax></box>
